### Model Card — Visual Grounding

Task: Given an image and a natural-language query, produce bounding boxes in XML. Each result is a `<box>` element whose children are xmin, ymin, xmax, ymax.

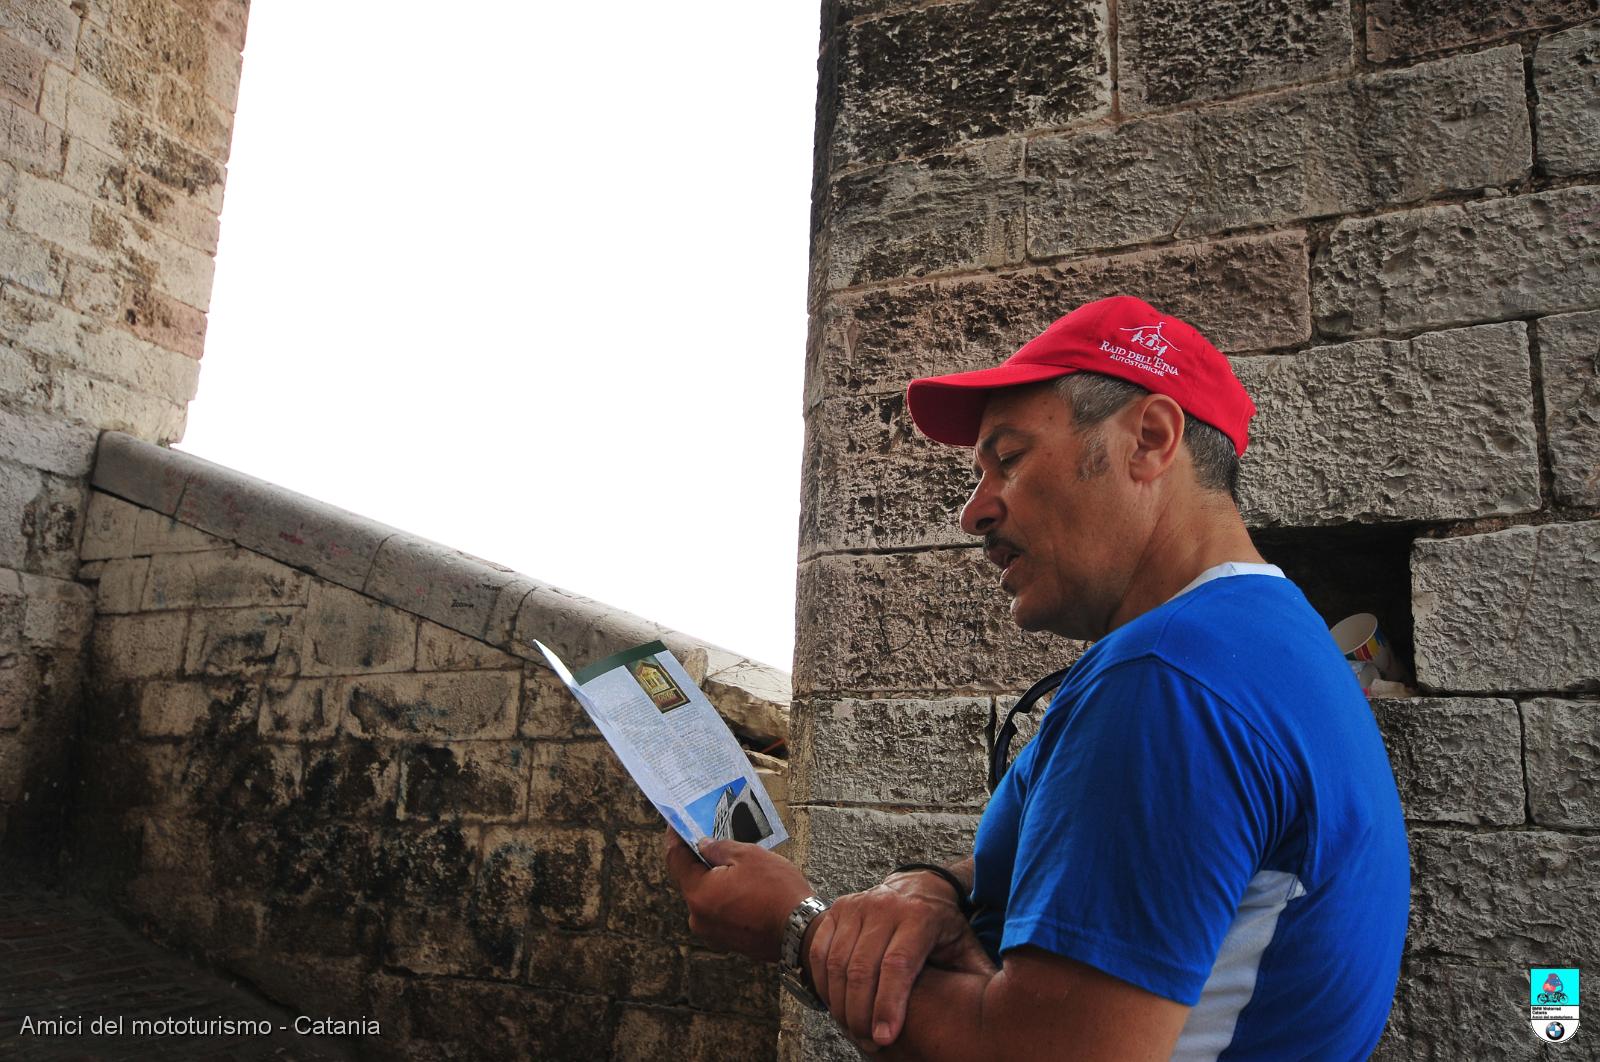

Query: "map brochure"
<box><xmin>534</xmin><ymin>639</ymin><xmax>788</xmax><ymax>855</ymax></box>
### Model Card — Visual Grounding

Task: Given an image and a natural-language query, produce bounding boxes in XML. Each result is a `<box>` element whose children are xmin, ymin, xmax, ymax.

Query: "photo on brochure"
<box><xmin>686</xmin><ymin>777</ymin><xmax>776</xmax><ymax>844</ymax></box>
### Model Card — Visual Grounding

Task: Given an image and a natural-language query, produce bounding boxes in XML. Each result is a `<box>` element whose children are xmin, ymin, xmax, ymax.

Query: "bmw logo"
<box><xmin>1547</xmin><ymin>1021</ymin><xmax>1566</xmax><ymax>1041</ymax></box>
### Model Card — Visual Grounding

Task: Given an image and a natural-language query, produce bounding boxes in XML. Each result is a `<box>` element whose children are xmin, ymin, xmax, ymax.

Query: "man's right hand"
<box><xmin>807</xmin><ymin>866</ymin><xmax>997</xmax><ymax>1050</ymax></box>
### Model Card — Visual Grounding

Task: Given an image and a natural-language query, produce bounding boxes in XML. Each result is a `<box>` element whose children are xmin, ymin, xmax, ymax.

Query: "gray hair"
<box><xmin>1053</xmin><ymin>374</ymin><xmax>1240</xmax><ymax>500</ymax></box>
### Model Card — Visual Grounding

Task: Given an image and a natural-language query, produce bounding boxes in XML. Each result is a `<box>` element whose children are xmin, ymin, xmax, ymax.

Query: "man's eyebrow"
<box><xmin>971</xmin><ymin>427</ymin><xmax>1024</xmax><ymax>476</ymax></box>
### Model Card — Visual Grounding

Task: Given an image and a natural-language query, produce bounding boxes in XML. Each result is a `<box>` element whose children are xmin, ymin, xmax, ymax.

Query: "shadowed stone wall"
<box><xmin>0</xmin><ymin>0</ymin><xmax>246</xmax><ymax>869</ymax></box>
<box><xmin>795</xmin><ymin>2</ymin><xmax>1599</xmax><ymax>1058</ymax></box>
<box><xmin>71</xmin><ymin>433</ymin><xmax>790</xmax><ymax>1060</ymax></box>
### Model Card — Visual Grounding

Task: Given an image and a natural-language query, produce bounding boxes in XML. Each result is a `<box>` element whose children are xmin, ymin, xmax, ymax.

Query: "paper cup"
<box><xmin>1330</xmin><ymin>613</ymin><xmax>1395</xmax><ymax>678</ymax></box>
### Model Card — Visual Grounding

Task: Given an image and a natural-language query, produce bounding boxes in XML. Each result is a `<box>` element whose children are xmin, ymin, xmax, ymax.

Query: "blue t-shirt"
<box><xmin>971</xmin><ymin>573</ymin><xmax>1409</xmax><ymax>1061</ymax></box>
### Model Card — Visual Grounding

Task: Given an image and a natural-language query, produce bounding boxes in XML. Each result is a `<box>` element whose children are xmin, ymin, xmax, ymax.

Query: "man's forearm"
<box><xmin>873</xmin><ymin>965</ymin><xmax>994</xmax><ymax>1061</ymax></box>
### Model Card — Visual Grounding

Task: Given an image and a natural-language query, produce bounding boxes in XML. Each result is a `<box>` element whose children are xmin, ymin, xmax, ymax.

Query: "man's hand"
<box><xmin>663</xmin><ymin>829</ymin><xmax>814</xmax><ymax>962</ymax></box>
<box><xmin>808</xmin><ymin>868</ymin><xmax>996</xmax><ymax>1049</ymax></box>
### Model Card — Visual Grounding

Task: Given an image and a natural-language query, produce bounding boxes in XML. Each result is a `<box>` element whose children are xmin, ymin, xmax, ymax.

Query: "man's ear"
<box><xmin>1126</xmin><ymin>393</ymin><xmax>1185</xmax><ymax>484</ymax></box>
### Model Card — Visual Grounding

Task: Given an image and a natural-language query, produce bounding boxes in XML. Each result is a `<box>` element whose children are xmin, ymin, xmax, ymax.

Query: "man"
<box><xmin>667</xmin><ymin>295</ymin><xmax>1409</xmax><ymax>1060</ymax></box>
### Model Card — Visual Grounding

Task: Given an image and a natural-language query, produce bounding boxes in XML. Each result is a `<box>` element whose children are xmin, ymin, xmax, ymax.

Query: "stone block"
<box><xmin>0</xmin><ymin>1</ymin><xmax>77</xmax><ymax>62</ymax></box>
<box><xmin>50</xmin><ymin>368</ymin><xmax>187</xmax><ymax>441</ymax></box>
<box><xmin>797</xmin><ymin>805</ymin><xmax>978</xmax><ymax>897</ymax></box>
<box><xmin>131</xmin><ymin>507</ymin><xmax>225</xmax><ymax>553</ymax></box>
<box><xmin>1028</xmin><ymin>48</ymin><xmax>1529</xmax><ymax>258</ymax></box>
<box><xmin>524</xmin><ymin>930</ymin><xmax>682</xmax><ymax>1002</ymax></box>
<box><xmin>1535</xmin><ymin>311</ymin><xmax>1600</xmax><ymax>507</ymax></box>
<box><xmin>0</xmin><ymin>222</ymin><xmax>64</xmax><ymax>297</ymax></box>
<box><xmin>1522</xmin><ymin>698</ymin><xmax>1600</xmax><ymax>828</ymax></box>
<box><xmin>1536</xmin><ymin>22</ymin><xmax>1600</xmax><ymax>177</ymax></box>
<box><xmin>1370</xmin><ymin>698</ymin><xmax>1524</xmax><ymax>825</ymax></box>
<box><xmin>611</xmin><ymin>1005</ymin><xmax>773</xmax><ymax>1060</ymax></box>
<box><xmin>1118</xmin><ymin>0</ymin><xmax>1351</xmax><ymax>112</ymax></box>
<box><xmin>90</xmin><ymin>611</ymin><xmax>185</xmax><ymax>680</ymax></box>
<box><xmin>405</xmin><ymin>979</ymin><xmax>612</xmax><ymax>1060</ymax></box>
<box><xmin>118</xmin><ymin>277</ymin><xmax>211</xmax><ymax>353</ymax></box>
<box><xmin>801</xmin><ymin>392</ymin><xmax>971</xmax><ymax>556</ymax></box>
<box><xmin>300</xmin><ymin>742</ymin><xmax>400</xmax><ymax>819</ymax></box>
<box><xmin>365</xmin><ymin>533</ymin><xmax>530</xmax><ymax>642</ymax></box>
<box><xmin>0</xmin><ymin>32</ymin><xmax>47</xmax><ymax>109</ymax></box>
<box><xmin>63</xmin><ymin>259</ymin><xmax>120</xmax><ymax>317</ymax></box>
<box><xmin>81</xmin><ymin>490</ymin><xmax>142</xmax><ymax>563</ymax></box>
<box><xmin>417</xmin><ymin>619</ymin><xmax>522</xmax><ymax>671</ymax></box>
<box><xmin>383</xmin><ymin>900</ymin><xmax>521</xmax><ymax>980</ymax></box>
<box><xmin>300</xmin><ymin>581</ymin><xmax>417</xmax><ymax>676</ymax></box>
<box><xmin>1235</xmin><ymin>323</ymin><xmax>1541</xmax><ymax>527</ymax></box>
<box><xmin>140</xmin><ymin>814</ymin><xmax>210</xmax><ymax>874</ymax></box>
<box><xmin>17</xmin><ymin>571</ymin><xmax>92</xmax><ymax>650</ymax></box>
<box><xmin>121</xmin><ymin>118</ymin><xmax>226</xmax><ymax>212</ymax></box>
<box><xmin>155</xmin><ymin>74</ymin><xmax>233</xmax><ymax>162</ymax></box>
<box><xmin>684</xmin><ymin>949</ymin><xmax>781</xmax><ymax>1022</ymax></box>
<box><xmin>822</xmin><ymin>139</ymin><xmax>1026</xmax><ymax>291</ymax></box>
<box><xmin>1408</xmin><ymin>828</ymin><xmax>1600</xmax><ymax>964</ymax></box>
<box><xmin>182</xmin><ymin>606</ymin><xmax>301</xmax><ymax>676</ymax></box>
<box><xmin>1367</xmin><ymin>0</ymin><xmax>1597</xmax><ymax>61</ymax></box>
<box><xmin>400</xmin><ymin>742</ymin><xmax>530</xmax><ymax>822</ymax></box>
<box><xmin>0</xmin><ymin>462</ymin><xmax>39</xmax><ymax>569</ymax></box>
<box><xmin>518</xmin><ymin>660</ymin><xmax>597</xmax><ymax>739</ymax></box>
<box><xmin>136</xmin><ymin>678</ymin><xmax>258</xmax><ymax>738</ymax></box>
<box><xmin>1314</xmin><ymin>186</ymin><xmax>1600</xmax><ymax>338</ymax></box>
<box><xmin>92</xmin><ymin>433</ymin><xmax>189</xmax><ymax>514</ymax></box>
<box><xmin>0</xmin><ymin>97</ymin><xmax>62</xmax><ymax>176</ymax></box>
<box><xmin>0</xmin><ymin>404</ymin><xmax>95</xmax><ymax>478</ymax></box>
<box><xmin>508</xmin><ymin>582</ymin><xmax>707</xmax><ymax>687</ymax></box>
<box><xmin>825</xmin><ymin>0</ymin><xmax>1108</xmax><ymax>168</ymax></box>
<box><xmin>76</xmin><ymin>19</ymin><xmax>156</xmax><ymax>110</ymax></box>
<box><xmin>80</xmin><ymin>556</ymin><xmax>147</xmax><ymax>613</ymax></box>
<box><xmin>1413</xmin><ymin>521</ymin><xmax>1600</xmax><ymax>693</ymax></box>
<box><xmin>526</xmin><ymin>739</ymin><xmax>655</xmax><ymax>827</ymax></box>
<box><xmin>481</xmin><ymin>823</ymin><xmax>605</xmax><ymax>929</ymax></box>
<box><xmin>367</xmin><ymin>823</ymin><xmax>478</xmax><ymax>908</ymax></box>
<box><xmin>342</xmin><ymin>671</ymin><xmax>519</xmax><ymax>741</ymax></box>
<box><xmin>789</xmin><ymin>696</ymin><xmax>989</xmax><ymax>808</ymax></box>
<box><xmin>606</xmin><ymin>829</ymin><xmax>691</xmax><ymax>943</ymax></box>
<box><xmin>1374</xmin><ymin>963</ymin><xmax>1543</xmax><ymax>1062</ymax></box>
<box><xmin>794</xmin><ymin>550</ymin><xmax>1086</xmax><ymax>697</ymax></box>
<box><xmin>143</xmin><ymin>548</ymin><xmax>308</xmax><ymax>610</ymax></box>
<box><xmin>259</xmin><ymin>676</ymin><xmax>342</xmax><ymax>741</ymax></box>
<box><xmin>807</xmin><ymin>230</ymin><xmax>1310</xmax><ymax>408</ymax></box>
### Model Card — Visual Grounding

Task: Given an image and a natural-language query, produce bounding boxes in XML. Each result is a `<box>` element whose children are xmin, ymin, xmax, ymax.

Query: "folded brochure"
<box><xmin>535</xmin><ymin>639</ymin><xmax>788</xmax><ymax>853</ymax></box>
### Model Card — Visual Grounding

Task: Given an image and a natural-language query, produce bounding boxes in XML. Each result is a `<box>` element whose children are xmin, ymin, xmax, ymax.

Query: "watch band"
<box><xmin>779</xmin><ymin>895</ymin><xmax>830</xmax><ymax>1010</ymax></box>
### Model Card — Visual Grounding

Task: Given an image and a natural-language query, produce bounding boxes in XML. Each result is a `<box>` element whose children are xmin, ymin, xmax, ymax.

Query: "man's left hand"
<box><xmin>664</xmin><ymin>829</ymin><xmax>814</xmax><ymax>962</ymax></box>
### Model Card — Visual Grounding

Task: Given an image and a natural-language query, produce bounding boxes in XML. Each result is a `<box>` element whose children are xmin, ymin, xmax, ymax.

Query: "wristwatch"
<box><xmin>779</xmin><ymin>895</ymin><xmax>830</xmax><ymax>1010</ymax></box>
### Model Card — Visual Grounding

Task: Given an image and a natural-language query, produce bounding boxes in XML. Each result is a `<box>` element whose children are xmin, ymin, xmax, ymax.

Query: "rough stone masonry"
<box><xmin>794</xmin><ymin>2</ymin><xmax>1600</xmax><ymax>1059</ymax></box>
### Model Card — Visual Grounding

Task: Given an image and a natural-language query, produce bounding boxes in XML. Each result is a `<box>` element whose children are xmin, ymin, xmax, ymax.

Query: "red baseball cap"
<box><xmin>905</xmin><ymin>295</ymin><xmax>1256</xmax><ymax>455</ymax></box>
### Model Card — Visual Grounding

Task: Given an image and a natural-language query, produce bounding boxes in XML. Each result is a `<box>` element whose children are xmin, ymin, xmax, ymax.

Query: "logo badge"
<box><xmin>1531</xmin><ymin>968</ymin><xmax>1580</xmax><ymax>1043</ymax></box>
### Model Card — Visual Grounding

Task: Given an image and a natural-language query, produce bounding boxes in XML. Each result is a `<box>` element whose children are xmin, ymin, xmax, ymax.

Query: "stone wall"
<box><xmin>0</xmin><ymin>0</ymin><xmax>245</xmax><ymax>868</ymax></box>
<box><xmin>71</xmin><ymin>433</ymin><xmax>791</xmax><ymax>1060</ymax></box>
<box><xmin>796</xmin><ymin>2</ymin><xmax>1600</xmax><ymax>1058</ymax></box>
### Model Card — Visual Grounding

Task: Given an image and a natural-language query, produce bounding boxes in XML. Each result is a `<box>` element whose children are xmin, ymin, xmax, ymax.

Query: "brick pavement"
<box><xmin>0</xmin><ymin>875</ymin><xmax>355</xmax><ymax>1061</ymax></box>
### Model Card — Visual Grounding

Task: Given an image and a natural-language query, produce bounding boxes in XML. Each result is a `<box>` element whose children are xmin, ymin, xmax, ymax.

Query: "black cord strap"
<box><xmin>891</xmin><ymin>862</ymin><xmax>975</xmax><ymax>916</ymax></box>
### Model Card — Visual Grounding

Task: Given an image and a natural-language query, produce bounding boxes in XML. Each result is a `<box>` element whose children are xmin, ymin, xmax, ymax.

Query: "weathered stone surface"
<box><xmin>143</xmin><ymin>548</ymin><xmax>309</xmax><ymax>610</ymax></box>
<box><xmin>400</xmin><ymin>743</ymin><xmax>529</xmax><ymax>822</ymax></box>
<box><xmin>612</xmin><ymin>1004</ymin><xmax>773</xmax><ymax>1060</ymax></box>
<box><xmin>524</xmin><ymin>930</ymin><xmax>682</xmax><ymax>1002</ymax></box>
<box><xmin>1371</xmin><ymin>698</ymin><xmax>1524</xmax><ymax>825</ymax></box>
<box><xmin>1367</xmin><ymin>0</ymin><xmax>1599</xmax><ymax>61</ymax></box>
<box><xmin>789</xmin><ymin>696</ymin><xmax>988</xmax><ymax>808</ymax></box>
<box><xmin>301</xmin><ymin>742</ymin><xmax>400</xmax><ymax>819</ymax></box>
<box><xmin>0</xmin><ymin>0</ymin><xmax>77</xmax><ymax>62</ymax></box>
<box><xmin>822</xmin><ymin>139</ymin><xmax>1025</xmax><ymax>291</ymax></box>
<box><xmin>1522</xmin><ymin>698</ymin><xmax>1600</xmax><ymax>827</ymax></box>
<box><xmin>259</xmin><ymin>677</ymin><xmax>342</xmax><ymax>742</ymax></box>
<box><xmin>403</xmin><ymin>979</ymin><xmax>611</xmax><ymax>1060</ymax></box>
<box><xmin>809</xmin><ymin>231</ymin><xmax>1309</xmax><ymax>407</ymax></box>
<box><xmin>384</xmin><ymin>899</ymin><xmax>521</xmax><ymax>979</ymax></box>
<box><xmin>781</xmin><ymin>1002</ymin><xmax>861</xmax><ymax>1062</ymax></box>
<box><xmin>132</xmin><ymin>508</ymin><xmax>225</xmax><ymax>553</ymax></box>
<box><xmin>1373</xmin><ymin>963</ymin><xmax>1544</xmax><ymax>1062</ymax></box>
<box><xmin>518</xmin><ymin>661</ymin><xmax>597</xmax><ymax>740</ymax></box>
<box><xmin>136</xmin><ymin>678</ymin><xmax>257</xmax><ymax>738</ymax></box>
<box><xmin>1029</xmin><ymin>48</ymin><xmax>1529</xmax><ymax>258</ymax></box>
<box><xmin>18</xmin><ymin>571</ymin><xmax>92</xmax><ymax>649</ymax></box>
<box><xmin>1413</xmin><ymin>522</ymin><xmax>1600</xmax><ymax>693</ymax></box>
<box><xmin>797</xmin><ymin>806</ymin><xmax>978</xmax><ymax>897</ymax></box>
<box><xmin>794</xmin><ymin>549</ymin><xmax>1102</xmax><ymax>697</ymax></box>
<box><xmin>685</xmin><ymin>949</ymin><xmax>780</xmax><ymax>1022</ymax></box>
<box><xmin>0</xmin><ymin>404</ymin><xmax>95</xmax><ymax>476</ymax></box>
<box><xmin>607</xmin><ymin>829</ymin><xmax>691</xmax><ymax>943</ymax></box>
<box><xmin>1536</xmin><ymin>22</ymin><xmax>1600</xmax><ymax>177</ymax></box>
<box><xmin>1535</xmin><ymin>311</ymin><xmax>1600</xmax><ymax>507</ymax></box>
<box><xmin>341</xmin><ymin>671</ymin><xmax>520</xmax><ymax>741</ymax></box>
<box><xmin>366</xmin><ymin>533</ymin><xmax>530</xmax><ymax>642</ymax></box>
<box><xmin>1235</xmin><ymin>323</ymin><xmax>1541</xmax><ymax>527</ymax></box>
<box><xmin>300</xmin><ymin>581</ymin><xmax>416</xmax><ymax>676</ymax></box>
<box><xmin>80</xmin><ymin>556</ymin><xmax>148</xmax><ymax>613</ymax></box>
<box><xmin>90</xmin><ymin>611</ymin><xmax>185</xmax><ymax>680</ymax></box>
<box><xmin>509</xmin><ymin>583</ymin><xmax>710</xmax><ymax>689</ymax></box>
<box><xmin>1315</xmin><ymin>186</ymin><xmax>1600</xmax><ymax>337</ymax></box>
<box><xmin>801</xmin><ymin>392</ymin><xmax>971</xmax><ymax>557</ymax></box>
<box><xmin>1408</xmin><ymin>828</ymin><xmax>1600</xmax><ymax>963</ymax></box>
<box><xmin>526</xmin><ymin>740</ymin><xmax>656</xmax><ymax>827</ymax></box>
<box><xmin>825</xmin><ymin>0</ymin><xmax>1108</xmax><ymax>168</ymax></box>
<box><xmin>184</xmin><ymin>607</ymin><xmax>300</xmax><ymax>677</ymax></box>
<box><xmin>417</xmin><ymin>619</ymin><xmax>522</xmax><ymax>671</ymax></box>
<box><xmin>701</xmin><ymin>651</ymin><xmax>791</xmax><ymax>744</ymax></box>
<box><xmin>482</xmin><ymin>824</ymin><xmax>605</xmax><ymax>929</ymax></box>
<box><xmin>92</xmin><ymin>434</ymin><xmax>189</xmax><ymax>514</ymax></box>
<box><xmin>0</xmin><ymin>462</ymin><xmax>83</xmax><ymax>577</ymax></box>
<box><xmin>1118</xmin><ymin>0</ymin><xmax>1351</xmax><ymax>112</ymax></box>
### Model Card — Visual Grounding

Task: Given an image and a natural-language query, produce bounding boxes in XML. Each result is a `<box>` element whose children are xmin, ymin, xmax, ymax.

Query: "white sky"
<box><xmin>182</xmin><ymin>4</ymin><xmax>819</xmax><ymax>670</ymax></box>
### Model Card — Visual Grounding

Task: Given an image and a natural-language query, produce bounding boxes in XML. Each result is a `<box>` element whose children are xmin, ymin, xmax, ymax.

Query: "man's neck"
<box><xmin>1108</xmin><ymin>495</ymin><xmax>1265</xmax><ymax>634</ymax></box>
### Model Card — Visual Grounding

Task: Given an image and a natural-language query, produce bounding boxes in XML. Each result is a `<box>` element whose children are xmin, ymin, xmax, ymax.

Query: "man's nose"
<box><xmin>960</xmin><ymin>480</ymin><xmax>1000</xmax><ymax>537</ymax></box>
